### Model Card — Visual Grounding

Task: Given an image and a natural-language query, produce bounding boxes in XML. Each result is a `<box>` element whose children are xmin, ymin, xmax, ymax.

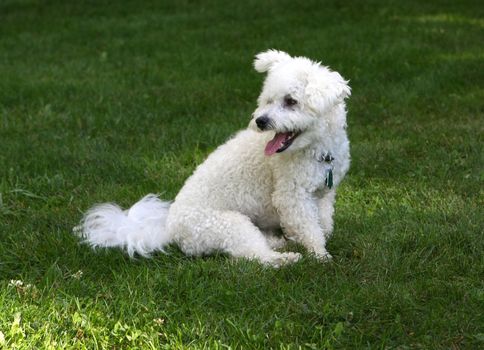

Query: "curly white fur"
<box><xmin>75</xmin><ymin>50</ymin><xmax>351</xmax><ymax>267</ymax></box>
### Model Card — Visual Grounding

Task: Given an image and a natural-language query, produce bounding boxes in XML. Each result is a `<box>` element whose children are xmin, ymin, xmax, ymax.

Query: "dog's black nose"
<box><xmin>255</xmin><ymin>115</ymin><xmax>270</xmax><ymax>130</ymax></box>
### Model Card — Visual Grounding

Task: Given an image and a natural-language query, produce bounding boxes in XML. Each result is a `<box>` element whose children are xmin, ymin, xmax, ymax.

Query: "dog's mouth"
<box><xmin>264</xmin><ymin>131</ymin><xmax>300</xmax><ymax>156</ymax></box>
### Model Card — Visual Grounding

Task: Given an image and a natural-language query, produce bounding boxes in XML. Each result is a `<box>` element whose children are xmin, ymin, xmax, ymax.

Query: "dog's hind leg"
<box><xmin>171</xmin><ymin>208</ymin><xmax>300</xmax><ymax>267</ymax></box>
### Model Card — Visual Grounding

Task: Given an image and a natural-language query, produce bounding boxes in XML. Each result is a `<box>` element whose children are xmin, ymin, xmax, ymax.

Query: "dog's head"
<box><xmin>250</xmin><ymin>49</ymin><xmax>350</xmax><ymax>156</ymax></box>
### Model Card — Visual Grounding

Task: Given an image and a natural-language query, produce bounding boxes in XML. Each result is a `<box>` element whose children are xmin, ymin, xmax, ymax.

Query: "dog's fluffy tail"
<box><xmin>74</xmin><ymin>194</ymin><xmax>172</xmax><ymax>257</ymax></box>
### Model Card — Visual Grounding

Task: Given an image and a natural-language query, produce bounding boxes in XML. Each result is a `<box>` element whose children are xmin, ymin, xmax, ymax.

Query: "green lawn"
<box><xmin>1</xmin><ymin>0</ymin><xmax>483</xmax><ymax>348</ymax></box>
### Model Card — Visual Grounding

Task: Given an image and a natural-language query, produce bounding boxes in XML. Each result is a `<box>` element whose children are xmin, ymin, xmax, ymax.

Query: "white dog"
<box><xmin>75</xmin><ymin>50</ymin><xmax>351</xmax><ymax>267</ymax></box>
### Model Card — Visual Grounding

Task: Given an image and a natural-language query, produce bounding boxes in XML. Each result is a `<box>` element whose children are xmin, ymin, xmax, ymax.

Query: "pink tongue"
<box><xmin>264</xmin><ymin>133</ymin><xmax>289</xmax><ymax>156</ymax></box>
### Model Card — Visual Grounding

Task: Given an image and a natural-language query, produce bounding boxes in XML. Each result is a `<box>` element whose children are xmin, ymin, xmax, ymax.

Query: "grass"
<box><xmin>0</xmin><ymin>0</ymin><xmax>482</xmax><ymax>348</ymax></box>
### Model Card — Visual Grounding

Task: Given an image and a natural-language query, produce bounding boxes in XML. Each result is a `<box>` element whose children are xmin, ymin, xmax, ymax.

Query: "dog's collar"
<box><xmin>317</xmin><ymin>152</ymin><xmax>334</xmax><ymax>189</ymax></box>
<box><xmin>317</xmin><ymin>152</ymin><xmax>334</xmax><ymax>163</ymax></box>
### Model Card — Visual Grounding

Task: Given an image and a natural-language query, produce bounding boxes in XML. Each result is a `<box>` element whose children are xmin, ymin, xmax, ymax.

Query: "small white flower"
<box><xmin>9</xmin><ymin>280</ymin><xmax>23</xmax><ymax>287</ymax></box>
<box><xmin>71</xmin><ymin>270</ymin><xmax>83</xmax><ymax>279</ymax></box>
<box><xmin>153</xmin><ymin>318</ymin><xmax>165</xmax><ymax>325</ymax></box>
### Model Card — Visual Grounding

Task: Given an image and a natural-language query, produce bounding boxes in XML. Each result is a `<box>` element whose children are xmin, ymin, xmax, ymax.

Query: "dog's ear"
<box><xmin>254</xmin><ymin>49</ymin><xmax>291</xmax><ymax>73</ymax></box>
<box><xmin>305</xmin><ymin>70</ymin><xmax>351</xmax><ymax>112</ymax></box>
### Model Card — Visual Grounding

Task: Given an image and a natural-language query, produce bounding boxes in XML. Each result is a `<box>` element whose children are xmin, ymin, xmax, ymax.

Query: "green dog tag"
<box><xmin>325</xmin><ymin>168</ymin><xmax>333</xmax><ymax>189</ymax></box>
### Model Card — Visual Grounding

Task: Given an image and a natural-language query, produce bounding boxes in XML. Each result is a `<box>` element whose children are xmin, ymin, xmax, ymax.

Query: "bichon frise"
<box><xmin>74</xmin><ymin>50</ymin><xmax>351</xmax><ymax>267</ymax></box>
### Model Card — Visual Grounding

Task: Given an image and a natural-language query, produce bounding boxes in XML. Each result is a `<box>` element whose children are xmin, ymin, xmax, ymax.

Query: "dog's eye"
<box><xmin>284</xmin><ymin>96</ymin><xmax>298</xmax><ymax>107</ymax></box>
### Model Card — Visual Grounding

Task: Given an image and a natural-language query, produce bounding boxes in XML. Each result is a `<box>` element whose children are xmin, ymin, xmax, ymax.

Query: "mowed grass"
<box><xmin>0</xmin><ymin>0</ymin><xmax>483</xmax><ymax>348</ymax></box>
